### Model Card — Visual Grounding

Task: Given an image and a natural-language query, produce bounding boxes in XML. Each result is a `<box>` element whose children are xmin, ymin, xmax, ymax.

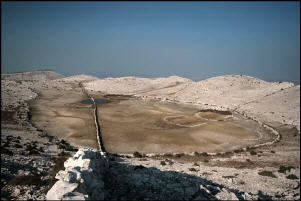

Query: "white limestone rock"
<box><xmin>46</xmin><ymin>180</ymin><xmax>79</xmax><ymax>200</ymax></box>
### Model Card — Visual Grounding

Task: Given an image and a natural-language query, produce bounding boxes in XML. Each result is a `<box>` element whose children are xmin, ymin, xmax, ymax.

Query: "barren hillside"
<box><xmin>1</xmin><ymin>70</ymin><xmax>65</xmax><ymax>81</ymax></box>
<box><xmin>83</xmin><ymin>76</ymin><xmax>192</xmax><ymax>94</ymax></box>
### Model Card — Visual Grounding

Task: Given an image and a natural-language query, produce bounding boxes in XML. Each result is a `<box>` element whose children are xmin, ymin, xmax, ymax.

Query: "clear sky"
<box><xmin>1</xmin><ymin>1</ymin><xmax>300</xmax><ymax>83</ymax></box>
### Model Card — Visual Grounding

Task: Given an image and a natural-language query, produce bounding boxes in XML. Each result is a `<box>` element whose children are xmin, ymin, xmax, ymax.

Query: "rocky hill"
<box><xmin>58</xmin><ymin>74</ymin><xmax>99</xmax><ymax>82</ymax></box>
<box><xmin>83</xmin><ymin>75</ymin><xmax>192</xmax><ymax>94</ymax></box>
<box><xmin>82</xmin><ymin>74</ymin><xmax>299</xmax><ymax>131</ymax></box>
<box><xmin>1</xmin><ymin>70</ymin><xmax>65</xmax><ymax>81</ymax></box>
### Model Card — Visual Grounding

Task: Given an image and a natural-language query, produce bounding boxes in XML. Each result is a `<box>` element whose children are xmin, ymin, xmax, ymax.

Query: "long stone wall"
<box><xmin>46</xmin><ymin>149</ymin><xmax>108</xmax><ymax>200</ymax></box>
<box><xmin>47</xmin><ymin>83</ymin><xmax>109</xmax><ymax>200</ymax></box>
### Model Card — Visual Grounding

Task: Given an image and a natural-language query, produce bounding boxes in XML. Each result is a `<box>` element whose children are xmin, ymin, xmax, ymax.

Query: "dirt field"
<box><xmin>29</xmin><ymin>86</ymin><xmax>275</xmax><ymax>154</ymax></box>
<box><xmin>29</xmin><ymin>84</ymin><xmax>99</xmax><ymax>149</ymax></box>
<box><xmin>93</xmin><ymin>94</ymin><xmax>274</xmax><ymax>154</ymax></box>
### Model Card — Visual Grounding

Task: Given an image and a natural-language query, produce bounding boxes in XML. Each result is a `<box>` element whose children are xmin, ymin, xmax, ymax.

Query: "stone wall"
<box><xmin>46</xmin><ymin>149</ymin><xmax>108</xmax><ymax>200</ymax></box>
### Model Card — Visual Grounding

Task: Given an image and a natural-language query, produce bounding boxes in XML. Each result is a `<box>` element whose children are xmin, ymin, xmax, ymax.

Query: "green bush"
<box><xmin>29</xmin><ymin>150</ymin><xmax>40</xmax><ymax>155</ymax></box>
<box><xmin>160</xmin><ymin>161</ymin><xmax>166</xmax><ymax>166</ymax></box>
<box><xmin>38</xmin><ymin>147</ymin><xmax>44</xmax><ymax>153</ymax></box>
<box><xmin>286</xmin><ymin>174</ymin><xmax>298</xmax><ymax>180</ymax></box>
<box><xmin>201</xmin><ymin>152</ymin><xmax>209</xmax><ymax>157</ymax></box>
<box><xmin>258</xmin><ymin>171</ymin><xmax>277</xmax><ymax>178</ymax></box>
<box><xmin>175</xmin><ymin>153</ymin><xmax>184</xmax><ymax>158</ymax></box>
<box><xmin>13</xmin><ymin>139</ymin><xmax>20</xmax><ymax>143</ymax></box>
<box><xmin>163</xmin><ymin>153</ymin><xmax>173</xmax><ymax>157</ymax></box>
<box><xmin>278</xmin><ymin>166</ymin><xmax>294</xmax><ymax>174</ymax></box>
<box><xmin>223</xmin><ymin>175</ymin><xmax>236</xmax><ymax>179</ymax></box>
<box><xmin>14</xmin><ymin>144</ymin><xmax>23</xmax><ymax>148</ymax></box>
<box><xmin>1</xmin><ymin>147</ymin><xmax>13</xmax><ymax>156</ymax></box>
<box><xmin>26</xmin><ymin>144</ymin><xmax>37</xmax><ymax>152</ymax></box>
<box><xmin>133</xmin><ymin>151</ymin><xmax>143</xmax><ymax>158</ymax></box>
<box><xmin>3</xmin><ymin>141</ymin><xmax>10</xmax><ymax>148</ymax></box>
<box><xmin>189</xmin><ymin>168</ymin><xmax>197</xmax><ymax>172</ymax></box>
<box><xmin>271</xmin><ymin>150</ymin><xmax>275</xmax><ymax>153</ymax></box>
<box><xmin>204</xmin><ymin>159</ymin><xmax>209</xmax><ymax>163</ymax></box>
<box><xmin>250</xmin><ymin>150</ymin><xmax>257</xmax><ymax>155</ymax></box>
<box><xmin>234</xmin><ymin>149</ymin><xmax>241</xmax><ymax>153</ymax></box>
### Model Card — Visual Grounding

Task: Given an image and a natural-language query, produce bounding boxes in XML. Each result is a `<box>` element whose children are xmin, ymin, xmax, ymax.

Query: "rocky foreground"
<box><xmin>47</xmin><ymin>148</ymin><xmax>300</xmax><ymax>200</ymax></box>
<box><xmin>1</xmin><ymin>71</ymin><xmax>300</xmax><ymax>200</ymax></box>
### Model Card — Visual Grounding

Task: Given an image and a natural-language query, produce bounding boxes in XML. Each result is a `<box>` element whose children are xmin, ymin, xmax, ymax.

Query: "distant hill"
<box><xmin>1</xmin><ymin>70</ymin><xmax>65</xmax><ymax>81</ymax></box>
<box><xmin>83</xmin><ymin>75</ymin><xmax>192</xmax><ymax>94</ymax></box>
<box><xmin>58</xmin><ymin>74</ymin><xmax>99</xmax><ymax>82</ymax></box>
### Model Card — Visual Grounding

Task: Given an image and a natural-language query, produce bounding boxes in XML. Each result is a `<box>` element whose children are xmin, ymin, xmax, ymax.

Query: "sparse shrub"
<box><xmin>250</xmin><ymin>150</ymin><xmax>257</xmax><ymax>155</ymax></box>
<box><xmin>175</xmin><ymin>153</ymin><xmax>184</xmax><ymax>158</ymax></box>
<box><xmin>286</xmin><ymin>174</ymin><xmax>298</xmax><ymax>180</ymax></box>
<box><xmin>193</xmin><ymin>162</ymin><xmax>199</xmax><ymax>166</ymax></box>
<box><xmin>38</xmin><ymin>147</ymin><xmax>44</xmax><ymax>153</ymax></box>
<box><xmin>17</xmin><ymin>136</ymin><xmax>21</xmax><ymax>140</ymax></box>
<box><xmin>160</xmin><ymin>161</ymin><xmax>166</xmax><ymax>166</ymax></box>
<box><xmin>29</xmin><ymin>150</ymin><xmax>40</xmax><ymax>155</ymax></box>
<box><xmin>26</xmin><ymin>144</ymin><xmax>37</xmax><ymax>152</ymax></box>
<box><xmin>163</xmin><ymin>153</ymin><xmax>173</xmax><ymax>157</ymax></box>
<box><xmin>8</xmin><ymin>175</ymin><xmax>44</xmax><ymax>186</ymax></box>
<box><xmin>278</xmin><ymin>165</ymin><xmax>294</xmax><ymax>174</ymax></box>
<box><xmin>60</xmin><ymin>139</ymin><xmax>68</xmax><ymax>145</ymax></box>
<box><xmin>194</xmin><ymin>151</ymin><xmax>200</xmax><ymax>156</ymax></box>
<box><xmin>189</xmin><ymin>168</ymin><xmax>197</xmax><ymax>172</ymax></box>
<box><xmin>234</xmin><ymin>149</ymin><xmax>242</xmax><ymax>153</ymax></box>
<box><xmin>258</xmin><ymin>171</ymin><xmax>277</xmax><ymax>178</ymax></box>
<box><xmin>25</xmin><ymin>143</ymin><xmax>41</xmax><ymax>155</ymax></box>
<box><xmin>1</xmin><ymin>147</ymin><xmax>13</xmax><ymax>156</ymax></box>
<box><xmin>13</xmin><ymin>139</ymin><xmax>20</xmax><ymax>143</ymax></box>
<box><xmin>201</xmin><ymin>152</ymin><xmax>209</xmax><ymax>157</ymax></box>
<box><xmin>223</xmin><ymin>175</ymin><xmax>236</xmax><ymax>179</ymax></box>
<box><xmin>168</xmin><ymin>160</ymin><xmax>174</xmax><ymax>165</ymax></box>
<box><xmin>239</xmin><ymin>180</ymin><xmax>245</xmax><ymax>185</ymax></box>
<box><xmin>3</xmin><ymin>141</ymin><xmax>10</xmax><ymax>148</ymax></box>
<box><xmin>14</xmin><ymin>144</ymin><xmax>22</xmax><ymax>148</ymax></box>
<box><xmin>204</xmin><ymin>159</ymin><xmax>209</xmax><ymax>163</ymax></box>
<box><xmin>246</xmin><ymin>159</ymin><xmax>251</xmax><ymax>162</ymax></box>
<box><xmin>133</xmin><ymin>151</ymin><xmax>143</xmax><ymax>158</ymax></box>
<box><xmin>57</xmin><ymin>143</ymin><xmax>75</xmax><ymax>151</ymax></box>
<box><xmin>271</xmin><ymin>150</ymin><xmax>275</xmax><ymax>153</ymax></box>
<box><xmin>58</xmin><ymin>144</ymin><xmax>65</xmax><ymax>150</ymax></box>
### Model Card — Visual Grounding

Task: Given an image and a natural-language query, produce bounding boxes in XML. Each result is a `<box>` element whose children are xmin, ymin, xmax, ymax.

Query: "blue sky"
<box><xmin>1</xmin><ymin>1</ymin><xmax>300</xmax><ymax>83</ymax></box>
